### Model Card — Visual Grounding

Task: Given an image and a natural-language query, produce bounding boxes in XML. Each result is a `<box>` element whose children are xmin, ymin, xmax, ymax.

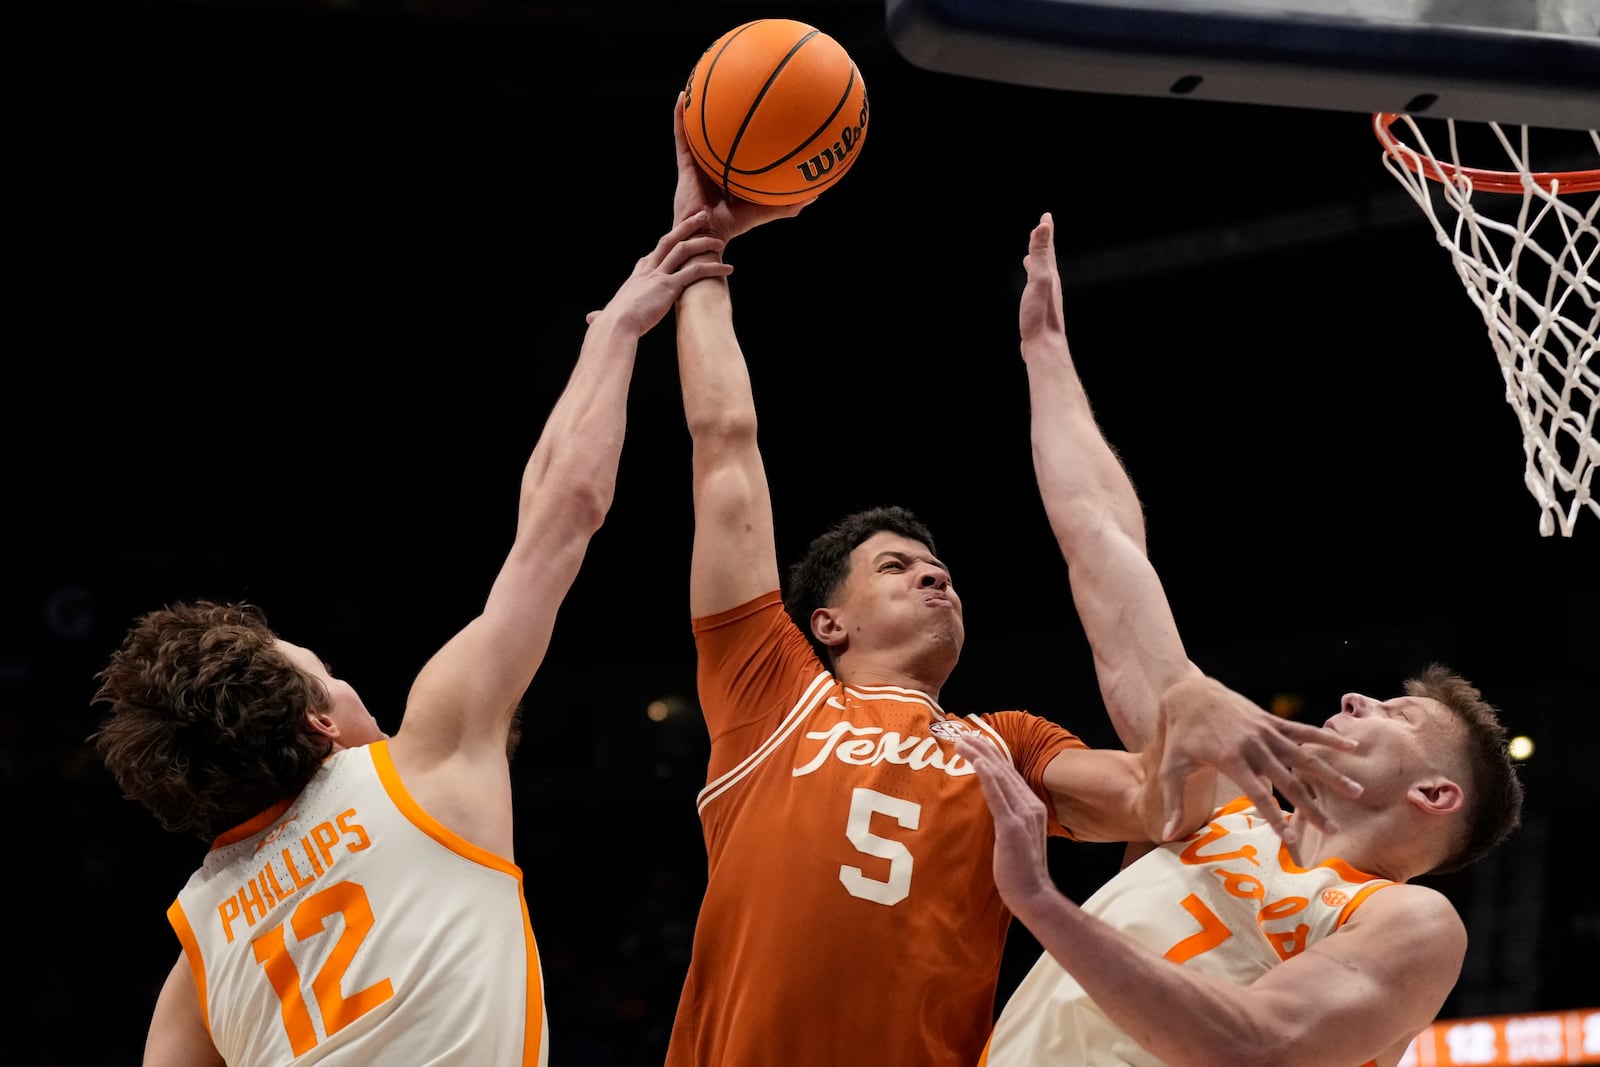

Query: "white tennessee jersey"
<box><xmin>983</xmin><ymin>796</ymin><xmax>1395</xmax><ymax>1067</ymax></box>
<box><xmin>168</xmin><ymin>740</ymin><xmax>547</xmax><ymax>1065</ymax></box>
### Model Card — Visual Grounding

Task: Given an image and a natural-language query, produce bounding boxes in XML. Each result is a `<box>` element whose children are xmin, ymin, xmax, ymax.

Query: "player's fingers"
<box><xmin>1245</xmin><ymin>723</ymin><xmax>1363</xmax><ymax>799</ymax></box>
<box><xmin>957</xmin><ymin>736</ymin><xmax>1026</xmax><ymax>819</ymax></box>
<box><xmin>1254</xmin><ymin>801</ymin><xmax>1299</xmax><ymax>848</ymax></box>
<box><xmin>989</xmin><ymin>750</ymin><xmax>1043</xmax><ymax>819</ymax></box>
<box><xmin>775</xmin><ymin>197</ymin><xmax>817</xmax><ymax>220</ymax></box>
<box><xmin>1289</xmin><ymin>752</ymin><xmax>1363</xmax><ymax>801</ymax></box>
<box><xmin>1154</xmin><ymin>753</ymin><xmax>1194</xmax><ymax>839</ymax></box>
<box><xmin>1276</xmin><ymin>718</ymin><xmax>1359</xmax><ymax>751</ymax></box>
<box><xmin>655</xmin><ymin>211</ymin><xmax>710</xmax><ymax>254</ymax></box>
<box><xmin>658</xmin><ymin>234</ymin><xmax>727</xmax><ymax>273</ymax></box>
<box><xmin>1265</xmin><ymin>732</ymin><xmax>1363</xmax><ymax>800</ymax></box>
<box><xmin>1206</xmin><ymin>753</ymin><xmax>1299</xmax><ymax>844</ymax></box>
<box><xmin>1241</xmin><ymin>750</ymin><xmax>1341</xmax><ymax>837</ymax></box>
<box><xmin>958</xmin><ymin>743</ymin><xmax>1008</xmax><ymax>817</ymax></box>
<box><xmin>672</xmin><ymin>260</ymin><xmax>734</xmax><ymax>287</ymax></box>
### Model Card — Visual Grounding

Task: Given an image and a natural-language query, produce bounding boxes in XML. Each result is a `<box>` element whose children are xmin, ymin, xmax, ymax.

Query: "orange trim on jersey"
<box><xmin>1214</xmin><ymin>795</ymin><xmax>1256</xmax><ymax>818</ymax></box>
<box><xmin>695</xmin><ymin>668</ymin><xmax>834</xmax><ymax>814</ymax></box>
<box><xmin>1337</xmin><ymin>879</ymin><xmax>1397</xmax><ymax>925</ymax></box>
<box><xmin>963</xmin><ymin>715</ymin><xmax>1015</xmax><ymax>761</ymax></box>
<box><xmin>518</xmin><ymin>892</ymin><xmax>546</xmax><ymax>1066</ymax></box>
<box><xmin>842</xmin><ymin>683</ymin><xmax>946</xmax><ymax>717</ymax></box>
<box><xmin>1277</xmin><ymin>837</ymin><xmax>1386</xmax><ymax>883</ymax></box>
<box><xmin>368</xmin><ymin>740</ymin><xmax>522</xmax><ymax>879</ymax></box>
<box><xmin>167</xmin><ymin>899</ymin><xmax>212</xmax><ymax>1038</ymax></box>
<box><xmin>1211</xmin><ymin>796</ymin><xmax>1388</xmax><ymax>885</ymax></box>
<box><xmin>211</xmin><ymin>797</ymin><xmax>294</xmax><ymax>852</ymax></box>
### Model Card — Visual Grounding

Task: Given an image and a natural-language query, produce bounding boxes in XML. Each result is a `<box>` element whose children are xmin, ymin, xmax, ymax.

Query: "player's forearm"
<box><xmin>674</xmin><ymin>274</ymin><xmax>781</xmax><ymax>613</ymax></box>
<box><xmin>1024</xmin><ymin>336</ymin><xmax>1195</xmax><ymax>748</ymax></box>
<box><xmin>1135</xmin><ymin>701</ymin><xmax>1221</xmax><ymax>842</ymax></box>
<box><xmin>676</xmin><ymin>276</ymin><xmax>759</xmax><ymax>445</ymax></box>
<box><xmin>1021</xmin><ymin>335</ymin><xmax>1146</xmax><ymax>555</ymax></box>
<box><xmin>1010</xmin><ymin>890</ymin><xmax>1291</xmax><ymax>1067</ymax></box>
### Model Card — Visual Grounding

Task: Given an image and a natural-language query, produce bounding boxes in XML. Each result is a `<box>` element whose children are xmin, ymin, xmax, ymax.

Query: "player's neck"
<box><xmin>832</xmin><ymin>651</ymin><xmax>949</xmax><ymax>702</ymax></box>
<box><xmin>1293</xmin><ymin>819</ymin><xmax>1415</xmax><ymax>883</ymax></box>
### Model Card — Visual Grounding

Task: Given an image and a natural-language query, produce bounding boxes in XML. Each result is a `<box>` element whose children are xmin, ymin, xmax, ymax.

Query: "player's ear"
<box><xmin>307</xmin><ymin>709</ymin><xmax>340</xmax><ymax>742</ymax></box>
<box><xmin>1409</xmin><ymin>777</ymin><xmax>1464</xmax><ymax>817</ymax></box>
<box><xmin>811</xmin><ymin>606</ymin><xmax>847</xmax><ymax>649</ymax></box>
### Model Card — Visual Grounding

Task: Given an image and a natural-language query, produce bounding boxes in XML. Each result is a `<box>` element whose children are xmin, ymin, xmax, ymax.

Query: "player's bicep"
<box><xmin>1242</xmin><ymin>887</ymin><xmax>1466</xmax><ymax>1065</ymax></box>
<box><xmin>689</xmin><ymin>443</ymin><xmax>781</xmax><ymax>618</ymax></box>
<box><xmin>144</xmin><ymin>955</ymin><xmax>224</xmax><ymax>1067</ymax></box>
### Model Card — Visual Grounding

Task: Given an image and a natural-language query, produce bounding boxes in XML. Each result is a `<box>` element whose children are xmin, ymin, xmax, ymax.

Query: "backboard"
<box><xmin>885</xmin><ymin>0</ymin><xmax>1600</xmax><ymax>130</ymax></box>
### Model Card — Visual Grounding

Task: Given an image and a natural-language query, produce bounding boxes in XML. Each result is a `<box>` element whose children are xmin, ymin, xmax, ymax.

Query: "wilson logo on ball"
<box><xmin>794</xmin><ymin>99</ymin><xmax>868</xmax><ymax>185</ymax></box>
<box><xmin>682</xmin><ymin>19</ymin><xmax>870</xmax><ymax>206</ymax></box>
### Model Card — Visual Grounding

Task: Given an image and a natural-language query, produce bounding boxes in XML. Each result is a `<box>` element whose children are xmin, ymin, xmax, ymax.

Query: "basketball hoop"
<box><xmin>1374</xmin><ymin>112</ymin><xmax>1600</xmax><ymax>537</ymax></box>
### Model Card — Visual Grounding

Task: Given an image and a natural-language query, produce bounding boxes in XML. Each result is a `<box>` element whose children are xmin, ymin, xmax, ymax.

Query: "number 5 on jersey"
<box><xmin>841</xmin><ymin>788</ymin><xmax>921</xmax><ymax>906</ymax></box>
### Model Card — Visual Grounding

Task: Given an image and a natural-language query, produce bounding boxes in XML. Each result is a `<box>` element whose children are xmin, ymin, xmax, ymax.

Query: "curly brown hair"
<box><xmin>90</xmin><ymin>600</ymin><xmax>335</xmax><ymax>840</ymax></box>
<box><xmin>1405</xmin><ymin>663</ymin><xmax>1524</xmax><ymax>875</ymax></box>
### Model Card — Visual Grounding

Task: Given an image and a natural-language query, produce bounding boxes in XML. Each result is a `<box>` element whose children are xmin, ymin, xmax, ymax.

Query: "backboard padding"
<box><xmin>885</xmin><ymin>0</ymin><xmax>1600</xmax><ymax>130</ymax></box>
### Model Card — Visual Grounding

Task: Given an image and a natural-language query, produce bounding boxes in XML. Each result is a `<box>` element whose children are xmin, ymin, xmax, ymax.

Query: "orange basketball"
<box><xmin>682</xmin><ymin>19</ymin><xmax>869</xmax><ymax>206</ymax></box>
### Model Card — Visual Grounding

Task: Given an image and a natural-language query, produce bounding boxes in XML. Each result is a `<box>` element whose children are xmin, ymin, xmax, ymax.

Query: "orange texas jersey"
<box><xmin>167</xmin><ymin>741</ymin><xmax>548</xmax><ymax>1066</ymax></box>
<box><xmin>665</xmin><ymin>590</ymin><xmax>1087</xmax><ymax>1067</ymax></box>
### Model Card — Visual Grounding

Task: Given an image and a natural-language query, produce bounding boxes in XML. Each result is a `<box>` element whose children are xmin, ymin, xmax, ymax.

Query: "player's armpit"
<box><xmin>143</xmin><ymin>955</ymin><xmax>224</xmax><ymax>1067</ymax></box>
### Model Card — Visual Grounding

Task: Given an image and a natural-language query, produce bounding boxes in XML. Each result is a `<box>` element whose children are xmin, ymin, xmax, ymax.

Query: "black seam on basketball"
<box><xmin>698</xmin><ymin>21</ymin><xmax>768</xmax><ymax>192</ymax></box>
<box><xmin>717</xmin><ymin>151</ymin><xmax>859</xmax><ymax>201</ymax></box>
<box><xmin>721</xmin><ymin>29</ymin><xmax>821</xmax><ymax>189</ymax></box>
<box><xmin>729</xmin><ymin>63</ymin><xmax>861</xmax><ymax>177</ymax></box>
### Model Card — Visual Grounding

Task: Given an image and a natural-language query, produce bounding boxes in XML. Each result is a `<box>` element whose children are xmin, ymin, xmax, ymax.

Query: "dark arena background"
<box><xmin>6</xmin><ymin>1</ymin><xmax>1598</xmax><ymax>1064</ymax></box>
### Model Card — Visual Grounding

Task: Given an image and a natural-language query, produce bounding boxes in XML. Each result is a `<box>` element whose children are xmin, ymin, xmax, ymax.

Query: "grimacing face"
<box><xmin>825</xmin><ymin>530</ymin><xmax>965</xmax><ymax>660</ymax></box>
<box><xmin>1323</xmin><ymin>691</ymin><xmax>1465</xmax><ymax>804</ymax></box>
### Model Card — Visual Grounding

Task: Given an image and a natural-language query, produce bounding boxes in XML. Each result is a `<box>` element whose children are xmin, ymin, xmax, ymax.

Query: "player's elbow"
<box><xmin>529</xmin><ymin>467</ymin><xmax>614</xmax><ymax>539</ymax></box>
<box><xmin>1206</xmin><ymin>1007</ymin><xmax>1344</xmax><ymax>1067</ymax></box>
<box><xmin>1046</xmin><ymin>495</ymin><xmax>1129</xmax><ymax>554</ymax></box>
<box><xmin>1170</xmin><ymin>1026</ymin><xmax>1296</xmax><ymax>1067</ymax></box>
<box><xmin>685</xmin><ymin>406</ymin><xmax>759</xmax><ymax>451</ymax></box>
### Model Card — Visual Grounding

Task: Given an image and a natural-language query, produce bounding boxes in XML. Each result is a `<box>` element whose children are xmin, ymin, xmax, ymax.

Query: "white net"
<box><xmin>1375</xmin><ymin>113</ymin><xmax>1600</xmax><ymax>537</ymax></box>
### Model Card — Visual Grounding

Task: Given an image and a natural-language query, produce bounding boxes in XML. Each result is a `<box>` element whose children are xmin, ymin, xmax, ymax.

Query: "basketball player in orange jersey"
<box><xmin>90</xmin><ymin>213</ymin><xmax>735</xmax><ymax>1067</ymax></box>
<box><xmin>963</xmin><ymin>212</ymin><xmax>1525</xmax><ymax>1067</ymax></box>
<box><xmin>660</xmin><ymin>95</ymin><xmax>1369</xmax><ymax>1067</ymax></box>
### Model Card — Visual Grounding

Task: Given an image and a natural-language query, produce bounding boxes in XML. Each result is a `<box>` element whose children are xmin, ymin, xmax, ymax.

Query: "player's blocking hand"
<box><xmin>671</xmin><ymin>94</ymin><xmax>813</xmax><ymax>241</ymax></box>
<box><xmin>586</xmin><ymin>211</ymin><xmax>732</xmax><ymax>329</ymax></box>
<box><xmin>1155</xmin><ymin>675</ymin><xmax>1363</xmax><ymax>846</ymax></box>
<box><xmin>954</xmin><ymin>733</ymin><xmax>1055</xmax><ymax>911</ymax></box>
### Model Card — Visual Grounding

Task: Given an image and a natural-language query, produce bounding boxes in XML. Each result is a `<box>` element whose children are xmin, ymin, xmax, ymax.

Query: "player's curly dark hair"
<box><xmin>783</xmin><ymin>505</ymin><xmax>938</xmax><ymax>665</ymax></box>
<box><xmin>1405</xmin><ymin>663</ymin><xmax>1524</xmax><ymax>874</ymax></box>
<box><xmin>90</xmin><ymin>600</ymin><xmax>334</xmax><ymax>841</ymax></box>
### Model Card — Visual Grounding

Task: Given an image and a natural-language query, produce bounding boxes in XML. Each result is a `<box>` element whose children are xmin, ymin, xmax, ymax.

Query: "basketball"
<box><xmin>682</xmin><ymin>19</ymin><xmax>869</xmax><ymax>206</ymax></box>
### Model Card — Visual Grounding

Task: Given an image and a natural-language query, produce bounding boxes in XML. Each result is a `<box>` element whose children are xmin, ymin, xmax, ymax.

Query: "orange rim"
<box><xmin>1373</xmin><ymin>112</ymin><xmax>1600</xmax><ymax>195</ymax></box>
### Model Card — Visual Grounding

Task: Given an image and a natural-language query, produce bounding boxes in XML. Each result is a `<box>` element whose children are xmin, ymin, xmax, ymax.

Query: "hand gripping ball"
<box><xmin>682</xmin><ymin>19</ymin><xmax>869</xmax><ymax>205</ymax></box>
